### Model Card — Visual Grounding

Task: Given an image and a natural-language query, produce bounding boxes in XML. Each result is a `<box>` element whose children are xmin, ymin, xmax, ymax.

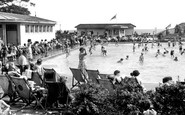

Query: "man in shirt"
<box><xmin>18</xmin><ymin>50</ymin><xmax>29</xmax><ymax>75</ymax></box>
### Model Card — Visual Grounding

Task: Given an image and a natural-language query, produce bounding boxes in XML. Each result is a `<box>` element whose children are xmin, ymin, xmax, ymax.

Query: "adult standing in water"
<box><xmin>78</xmin><ymin>47</ymin><xmax>88</xmax><ymax>78</ymax></box>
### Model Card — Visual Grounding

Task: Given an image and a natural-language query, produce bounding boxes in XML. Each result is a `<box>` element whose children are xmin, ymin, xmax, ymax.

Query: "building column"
<box><xmin>2</xmin><ymin>24</ymin><xmax>6</xmax><ymax>45</ymax></box>
<box><xmin>17</xmin><ymin>24</ymin><xmax>21</xmax><ymax>45</ymax></box>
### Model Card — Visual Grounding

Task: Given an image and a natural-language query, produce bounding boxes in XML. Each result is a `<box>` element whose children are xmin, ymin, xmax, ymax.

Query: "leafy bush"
<box><xmin>70</xmin><ymin>83</ymin><xmax>109</xmax><ymax>115</ymax></box>
<box><xmin>99</xmin><ymin>77</ymin><xmax>148</xmax><ymax>115</ymax></box>
<box><xmin>148</xmin><ymin>84</ymin><xmax>185</xmax><ymax>115</ymax></box>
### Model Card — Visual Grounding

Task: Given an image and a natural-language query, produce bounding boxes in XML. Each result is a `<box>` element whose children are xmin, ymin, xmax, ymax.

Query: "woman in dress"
<box><xmin>27</xmin><ymin>41</ymin><xmax>33</xmax><ymax>61</ymax></box>
<box><xmin>78</xmin><ymin>47</ymin><xmax>87</xmax><ymax>78</ymax></box>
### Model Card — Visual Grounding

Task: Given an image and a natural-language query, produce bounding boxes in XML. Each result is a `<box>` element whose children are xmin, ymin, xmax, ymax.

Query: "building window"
<box><xmin>39</xmin><ymin>25</ymin><xmax>42</xmax><ymax>32</ymax></box>
<box><xmin>35</xmin><ymin>25</ymin><xmax>38</xmax><ymax>32</ymax></box>
<box><xmin>25</xmin><ymin>25</ymin><xmax>29</xmax><ymax>33</ymax></box>
<box><xmin>47</xmin><ymin>26</ymin><xmax>50</xmax><ymax>32</ymax></box>
<box><xmin>31</xmin><ymin>25</ymin><xmax>34</xmax><ymax>33</ymax></box>
<box><xmin>43</xmin><ymin>25</ymin><xmax>46</xmax><ymax>32</ymax></box>
<box><xmin>114</xmin><ymin>29</ymin><xmax>119</xmax><ymax>35</ymax></box>
<box><xmin>50</xmin><ymin>26</ymin><xmax>53</xmax><ymax>32</ymax></box>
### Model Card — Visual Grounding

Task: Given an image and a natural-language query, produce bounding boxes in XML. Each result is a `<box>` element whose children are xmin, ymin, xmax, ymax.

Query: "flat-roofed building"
<box><xmin>75</xmin><ymin>23</ymin><xmax>136</xmax><ymax>37</ymax></box>
<box><xmin>0</xmin><ymin>12</ymin><xmax>56</xmax><ymax>45</ymax></box>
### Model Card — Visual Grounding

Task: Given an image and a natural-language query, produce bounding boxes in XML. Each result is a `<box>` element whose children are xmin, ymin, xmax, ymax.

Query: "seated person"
<box><xmin>112</xmin><ymin>70</ymin><xmax>124</xmax><ymax>84</ymax></box>
<box><xmin>162</xmin><ymin>76</ymin><xmax>174</xmax><ymax>86</ymax></box>
<box><xmin>117</xmin><ymin>58</ymin><xmax>123</xmax><ymax>63</ymax></box>
<box><xmin>143</xmin><ymin>100</ymin><xmax>157</xmax><ymax>115</ymax></box>
<box><xmin>130</xmin><ymin>70</ymin><xmax>145</xmax><ymax>90</ymax></box>
<box><xmin>5</xmin><ymin>60</ymin><xmax>19</xmax><ymax>73</ymax></box>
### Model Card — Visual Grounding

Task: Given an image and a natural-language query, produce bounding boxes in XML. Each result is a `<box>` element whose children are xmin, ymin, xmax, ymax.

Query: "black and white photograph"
<box><xmin>0</xmin><ymin>0</ymin><xmax>184</xmax><ymax>114</ymax></box>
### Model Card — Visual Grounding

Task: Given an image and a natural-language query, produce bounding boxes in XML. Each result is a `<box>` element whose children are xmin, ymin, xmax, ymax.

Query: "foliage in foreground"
<box><xmin>69</xmin><ymin>81</ymin><xmax>185</xmax><ymax>115</ymax></box>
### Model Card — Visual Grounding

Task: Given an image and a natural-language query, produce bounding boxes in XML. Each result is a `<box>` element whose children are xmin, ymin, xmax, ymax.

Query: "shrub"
<box><xmin>70</xmin><ymin>83</ymin><xmax>109</xmax><ymax>115</ymax></box>
<box><xmin>149</xmin><ymin>84</ymin><xmax>185</xmax><ymax>115</ymax></box>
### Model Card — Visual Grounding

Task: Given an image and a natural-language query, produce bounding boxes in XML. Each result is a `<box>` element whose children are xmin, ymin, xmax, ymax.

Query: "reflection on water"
<box><xmin>42</xmin><ymin>43</ymin><xmax>185</xmax><ymax>88</ymax></box>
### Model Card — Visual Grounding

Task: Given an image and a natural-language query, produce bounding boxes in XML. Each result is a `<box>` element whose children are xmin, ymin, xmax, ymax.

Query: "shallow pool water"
<box><xmin>42</xmin><ymin>43</ymin><xmax>185</xmax><ymax>89</ymax></box>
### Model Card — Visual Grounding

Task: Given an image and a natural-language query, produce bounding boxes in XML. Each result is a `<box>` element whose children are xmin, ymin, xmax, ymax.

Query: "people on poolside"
<box><xmin>27</xmin><ymin>39</ymin><xmax>33</xmax><ymax>61</ymax></box>
<box><xmin>130</xmin><ymin>70</ymin><xmax>145</xmax><ymax>90</ymax></box>
<box><xmin>162</xmin><ymin>76</ymin><xmax>174</xmax><ymax>86</ymax></box>
<box><xmin>101</xmin><ymin>46</ymin><xmax>107</xmax><ymax>56</ymax></box>
<box><xmin>78</xmin><ymin>47</ymin><xmax>87</xmax><ymax>77</ymax></box>
<box><xmin>139</xmin><ymin>53</ymin><xmax>144</xmax><ymax>64</ymax></box>
<box><xmin>117</xmin><ymin>58</ymin><xmax>124</xmax><ymax>63</ymax></box>
<box><xmin>18</xmin><ymin>50</ymin><xmax>29</xmax><ymax>75</ymax></box>
<box><xmin>174</xmin><ymin>57</ymin><xmax>178</xmax><ymax>61</ymax></box>
<box><xmin>112</xmin><ymin>70</ymin><xmax>124</xmax><ymax>84</ymax></box>
<box><xmin>115</xmin><ymin>37</ymin><xmax>119</xmax><ymax>46</ymax></box>
<box><xmin>126</xmin><ymin>55</ymin><xmax>129</xmax><ymax>60</ymax></box>
<box><xmin>34</xmin><ymin>58</ymin><xmax>45</xmax><ymax>79</ymax></box>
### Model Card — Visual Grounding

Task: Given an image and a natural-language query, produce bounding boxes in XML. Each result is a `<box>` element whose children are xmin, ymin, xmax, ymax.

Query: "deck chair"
<box><xmin>98</xmin><ymin>74</ymin><xmax>109</xmax><ymax>79</ymax></box>
<box><xmin>45</xmin><ymin>81</ymin><xmax>71</xmax><ymax>110</ymax></box>
<box><xmin>43</xmin><ymin>68</ymin><xmax>57</xmax><ymax>82</ymax></box>
<box><xmin>0</xmin><ymin>74</ymin><xmax>15</xmax><ymax>100</ymax></box>
<box><xmin>97</xmin><ymin>79</ymin><xmax>115</xmax><ymax>94</ymax></box>
<box><xmin>86</xmin><ymin>69</ymin><xmax>100</xmax><ymax>84</ymax></box>
<box><xmin>10</xmin><ymin>76</ymin><xmax>48</xmax><ymax>113</ymax></box>
<box><xmin>31</xmin><ymin>72</ymin><xmax>43</xmax><ymax>87</ymax></box>
<box><xmin>70</xmin><ymin>68</ymin><xmax>88</xmax><ymax>89</ymax></box>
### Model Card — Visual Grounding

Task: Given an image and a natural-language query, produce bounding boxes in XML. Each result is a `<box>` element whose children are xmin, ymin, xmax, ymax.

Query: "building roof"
<box><xmin>75</xmin><ymin>23</ymin><xmax>136</xmax><ymax>29</ymax></box>
<box><xmin>0</xmin><ymin>12</ymin><xmax>56</xmax><ymax>24</ymax></box>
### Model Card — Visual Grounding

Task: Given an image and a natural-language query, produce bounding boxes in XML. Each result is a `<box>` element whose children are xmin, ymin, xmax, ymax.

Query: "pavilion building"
<box><xmin>75</xmin><ymin>23</ymin><xmax>136</xmax><ymax>37</ymax></box>
<box><xmin>0</xmin><ymin>12</ymin><xmax>56</xmax><ymax>46</ymax></box>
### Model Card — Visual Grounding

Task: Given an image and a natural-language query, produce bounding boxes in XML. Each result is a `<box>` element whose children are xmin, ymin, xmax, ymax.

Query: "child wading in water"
<box><xmin>0</xmin><ymin>86</ymin><xmax>10</xmax><ymax>115</ymax></box>
<box><xmin>139</xmin><ymin>53</ymin><xmax>144</xmax><ymax>64</ymax></box>
<box><xmin>101</xmin><ymin>46</ymin><xmax>107</xmax><ymax>56</ymax></box>
<box><xmin>89</xmin><ymin>45</ymin><xmax>93</xmax><ymax>55</ymax></box>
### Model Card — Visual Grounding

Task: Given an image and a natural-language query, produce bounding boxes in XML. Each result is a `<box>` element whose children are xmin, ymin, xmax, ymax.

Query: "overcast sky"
<box><xmin>30</xmin><ymin>0</ymin><xmax>185</xmax><ymax>30</ymax></box>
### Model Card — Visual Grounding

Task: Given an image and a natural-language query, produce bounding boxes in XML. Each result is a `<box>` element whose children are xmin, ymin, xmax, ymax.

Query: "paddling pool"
<box><xmin>42</xmin><ymin>43</ymin><xmax>185</xmax><ymax>90</ymax></box>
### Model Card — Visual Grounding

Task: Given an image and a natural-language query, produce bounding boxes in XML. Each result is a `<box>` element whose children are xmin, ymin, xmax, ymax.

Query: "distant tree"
<box><xmin>133</xmin><ymin>31</ymin><xmax>138</xmax><ymax>37</ymax></box>
<box><xmin>175</xmin><ymin>24</ymin><xmax>182</xmax><ymax>36</ymax></box>
<box><xmin>166</xmin><ymin>29</ymin><xmax>169</xmax><ymax>35</ymax></box>
<box><xmin>0</xmin><ymin>0</ymin><xmax>32</xmax><ymax>15</ymax></box>
<box><xmin>157</xmin><ymin>33</ymin><xmax>163</xmax><ymax>40</ymax></box>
